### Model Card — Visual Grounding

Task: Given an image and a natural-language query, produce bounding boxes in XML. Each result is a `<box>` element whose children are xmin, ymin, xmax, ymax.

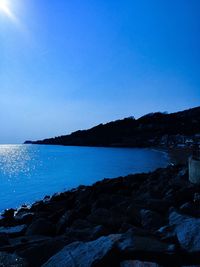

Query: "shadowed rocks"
<box><xmin>1</xmin><ymin>165</ymin><xmax>200</xmax><ymax>266</ymax></box>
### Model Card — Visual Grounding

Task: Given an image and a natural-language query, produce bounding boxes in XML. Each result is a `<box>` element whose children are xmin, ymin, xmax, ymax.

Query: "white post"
<box><xmin>189</xmin><ymin>156</ymin><xmax>200</xmax><ymax>184</ymax></box>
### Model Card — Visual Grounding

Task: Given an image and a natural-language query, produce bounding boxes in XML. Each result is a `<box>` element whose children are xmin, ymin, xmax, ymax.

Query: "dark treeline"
<box><xmin>25</xmin><ymin>106</ymin><xmax>200</xmax><ymax>147</ymax></box>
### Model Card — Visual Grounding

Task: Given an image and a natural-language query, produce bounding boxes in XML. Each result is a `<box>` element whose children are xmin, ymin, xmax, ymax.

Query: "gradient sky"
<box><xmin>0</xmin><ymin>0</ymin><xmax>199</xmax><ymax>143</ymax></box>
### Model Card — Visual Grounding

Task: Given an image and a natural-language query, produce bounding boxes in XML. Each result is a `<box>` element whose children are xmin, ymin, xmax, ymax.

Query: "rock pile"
<box><xmin>0</xmin><ymin>165</ymin><xmax>200</xmax><ymax>266</ymax></box>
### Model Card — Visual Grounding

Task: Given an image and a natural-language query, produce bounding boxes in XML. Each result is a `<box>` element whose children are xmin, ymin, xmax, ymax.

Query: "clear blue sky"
<box><xmin>0</xmin><ymin>0</ymin><xmax>199</xmax><ymax>143</ymax></box>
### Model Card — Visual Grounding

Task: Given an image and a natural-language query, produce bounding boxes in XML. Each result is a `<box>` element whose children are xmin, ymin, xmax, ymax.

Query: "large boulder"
<box><xmin>56</xmin><ymin>210</ymin><xmax>76</xmax><ymax>234</ymax></box>
<box><xmin>65</xmin><ymin>225</ymin><xmax>108</xmax><ymax>242</ymax></box>
<box><xmin>156</xmin><ymin>225</ymin><xmax>177</xmax><ymax>243</ymax></box>
<box><xmin>145</xmin><ymin>199</ymin><xmax>172</xmax><ymax>214</ymax></box>
<box><xmin>140</xmin><ymin>209</ymin><xmax>164</xmax><ymax>230</ymax></box>
<box><xmin>0</xmin><ymin>234</ymin><xmax>9</xmax><ymax>246</ymax></box>
<box><xmin>0</xmin><ymin>252</ymin><xmax>27</xmax><ymax>266</ymax></box>
<box><xmin>14</xmin><ymin>212</ymin><xmax>35</xmax><ymax>224</ymax></box>
<box><xmin>0</xmin><ymin>225</ymin><xmax>26</xmax><ymax>237</ymax></box>
<box><xmin>126</xmin><ymin>204</ymin><xmax>141</xmax><ymax>226</ymax></box>
<box><xmin>1</xmin><ymin>208</ymin><xmax>15</xmax><ymax>223</ymax></box>
<box><xmin>17</xmin><ymin>237</ymin><xmax>67</xmax><ymax>267</ymax></box>
<box><xmin>175</xmin><ymin>218</ymin><xmax>200</xmax><ymax>252</ymax></box>
<box><xmin>117</xmin><ymin>232</ymin><xmax>174</xmax><ymax>255</ymax></box>
<box><xmin>26</xmin><ymin>218</ymin><xmax>55</xmax><ymax>236</ymax></box>
<box><xmin>42</xmin><ymin>234</ymin><xmax>121</xmax><ymax>267</ymax></box>
<box><xmin>87</xmin><ymin>208</ymin><xmax>126</xmax><ymax>230</ymax></box>
<box><xmin>42</xmin><ymin>229</ymin><xmax>175</xmax><ymax>266</ymax></box>
<box><xmin>169</xmin><ymin>210</ymin><xmax>200</xmax><ymax>252</ymax></box>
<box><xmin>168</xmin><ymin>209</ymin><xmax>189</xmax><ymax>226</ymax></box>
<box><xmin>179</xmin><ymin>202</ymin><xmax>200</xmax><ymax>218</ymax></box>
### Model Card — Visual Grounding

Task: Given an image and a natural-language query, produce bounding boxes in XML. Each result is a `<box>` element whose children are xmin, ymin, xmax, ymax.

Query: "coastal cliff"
<box><xmin>1</xmin><ymin>165</ymin><xmax>200</xmax><ymax>266</ymax></box>
<box><xmin>25</xmin><ymin>106</ymin><xmax>200</xmax><ymax>148</ymax></box>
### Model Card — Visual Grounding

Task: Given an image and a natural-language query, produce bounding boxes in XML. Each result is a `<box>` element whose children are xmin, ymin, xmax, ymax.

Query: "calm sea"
<box><xmin>0</xmin><ymin>145</ymin><xmax>169</xmax><ymax>212</ymax></box>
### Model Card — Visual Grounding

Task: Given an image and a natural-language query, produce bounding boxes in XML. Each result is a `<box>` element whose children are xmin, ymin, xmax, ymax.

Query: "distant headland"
<box><xmin>25</xmin><ymin>106</ymin><xmax>200</xmax><ymax>149</ymax></box>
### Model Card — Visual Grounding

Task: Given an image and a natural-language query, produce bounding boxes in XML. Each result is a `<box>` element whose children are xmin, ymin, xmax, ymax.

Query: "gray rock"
<box><xmin>168</xmin><ymin>209</ymin><xmax>189</xmax><ymax>226</ymax></box>
<box><xmin>157</xmin><ymin>225</ymin><xmax>177</xmax><ymax>242</ymax></box>
<box><xmin>145</xmin><ymin>199</ymin><xmax>171</xmax><ymax>214</ymax></box>
<box><xmin>140</xmin><ymin>209</ymin><xmax>164</xmax><ymax>230</ymax></box>
<box><xmin>117</xmin><ymin>232</ymin><xmax>174</xmax><ymax>255</ymax></box>
<box><xmin>56</xmin><ymin>211</ymin><xmax>75</xmax><ymax>234</ymax></box>
<box><xmin>194</xmin><ymin>193</ymin><xmax>200</xmax><ymax>204</ymax></box>
<box><xmin>14</xmin><ymin>212</ymin><xmax>34</xmax><ymax>224</ymax></box>
<box><xmin>120</xmin><ymin>260</ymin><xmax>161</xmax><ymax>267</ymax></box>
<box><xmin>87</xmin><ymin>208</ymin><xmax>126</xmax><ymax>229</ymax></box>
<box><xmin>42</xmin><ymin>234</ymin><xmax>121</xmax><ymax>267</ymax></box>
<box><xmin>176</xmin><ymin>218</ymin><xmax>200</xmax><ymax>252</ymax></box>
<box><xmin>17</xmin><ymin>237</ymin><xmax>66</xmax><ymax>267</ymax></box>
<box><xmin>65</xmin><ymin>225</ymin><xmax>108</xmax><ymax>241</ymax></box>
<box><xmin>26</xmin><ymin>218</ymin><xmax>55</xmax><ymax>236</ymax></box>
<box><xmin>71</xmin><ymin>219</ymin><xmax>92</xmax><ymax>229</ymax></box>
<box><xmin>0</xmin><ymin>225</ymin><xmax>26</xmax><ymax>237</ymax></box>
<box><xmin>126</xmin><ymin>204</ymin><xmax>141</xmax><ymax>226</ymax></box>
<box><xmin>179</xmin><ymin>201</ymin><xmax>200</xmax><ymax>218</ymax></box>
<box><xmin>2</xmin><ymin>208</ymin><xmax>15</xmax><ymax>221</ymax></box>
<box><xmin>168</xmin><ymin>210</ymin><xmax>200</xmax><ymax>252</ymax></box>
<box><xmin>0</xmin><ymin>252</ymin><xmax>27</xmax><ymax>266</ymax></box>
<box><xmin>0</xmin><ymin>234</ymin><xmax>9</xmax><ymax>246</ymax></box>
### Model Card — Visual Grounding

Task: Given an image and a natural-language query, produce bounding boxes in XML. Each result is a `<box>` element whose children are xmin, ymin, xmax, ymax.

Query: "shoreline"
<box><xmin>152</xmin><ymin>146</ymin><xmax>192</xmax><ymax>165</ymax></box>
<box><xmin>0</xmin><ymin>164</ymin><xmax>200</xmax><ymax>266</ymax></box>
<box><xmin>0</xmin><ymin>146</ymin><xmax>186</xmax><ymax>217</ymax></box>
<box><xmin>0</xmin><ymin>144</ymin><xmax>170</xmax><ymax>215</ymax></box>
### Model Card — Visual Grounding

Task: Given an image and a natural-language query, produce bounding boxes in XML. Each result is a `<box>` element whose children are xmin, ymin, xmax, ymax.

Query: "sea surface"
<box><xmin>0</xmin><ymin>145</ymin><xmax>169</xmax><ymax>212</ymax></box>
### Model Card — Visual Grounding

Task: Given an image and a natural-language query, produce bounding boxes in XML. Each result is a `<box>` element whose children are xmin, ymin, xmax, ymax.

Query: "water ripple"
<box><xmin>0</xmin><ymin>145</ymin><xmax>35</xmax><ymax>177</ymax></box>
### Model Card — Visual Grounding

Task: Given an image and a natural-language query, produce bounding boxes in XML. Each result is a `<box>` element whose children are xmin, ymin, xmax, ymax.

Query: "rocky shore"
<box><xmin>0</xmin><ymin>164</ymin><xmax>200</xmax><ymax>266</ymax></box>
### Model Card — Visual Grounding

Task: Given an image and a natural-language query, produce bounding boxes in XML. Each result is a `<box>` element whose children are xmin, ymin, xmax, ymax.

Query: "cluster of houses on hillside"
<box><xmin>159</xmin><ymin>134</ymin><xmax>200</xmax><ymax>148</ymax></box>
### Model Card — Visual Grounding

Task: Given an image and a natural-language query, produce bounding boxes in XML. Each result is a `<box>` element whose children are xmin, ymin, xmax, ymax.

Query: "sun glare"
<box><xmin>0</xmin><ymin>0</ymin><xmax>22</xmax><ymax>28</ymax></box>
<box><xmin>0</xmin><ymin>0</ymin><xmax>12</xmax><ymax>17</ymax></box>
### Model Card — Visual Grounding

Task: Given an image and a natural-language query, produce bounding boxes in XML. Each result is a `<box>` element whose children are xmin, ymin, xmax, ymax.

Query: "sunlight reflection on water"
<box><xmin>0</xmin><ymin>145</ymin><xmax>37</xmax><ymax>178</ymax></box>
<box><xmin>0</xmin><ymin>145</ymin><xmax>169</xmax><ymax>212</ymax></box>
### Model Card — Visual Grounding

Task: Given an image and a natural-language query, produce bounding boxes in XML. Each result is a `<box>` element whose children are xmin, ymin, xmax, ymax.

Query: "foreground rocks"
<box><xmin>1</xmin><ymin>165</ymin><xmax>200</xmax><ymax>266</ymax></box>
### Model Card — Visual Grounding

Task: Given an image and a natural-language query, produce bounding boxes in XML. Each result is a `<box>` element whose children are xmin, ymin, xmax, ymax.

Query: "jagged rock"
<box><xmin>2</xmin><ymin>208</ymin><xmax>15</xmax><ymax>221</ymax></box>
<box><xmin>92</xmin><ymin>194</ymin><xmax>127</xmax><ymax>211</ymax></box>
<box><xmin>117</xmin><ymin>232</ymin><xmax>174</xmax><ymax>255</ymax></box>
<box><xmin>175</xmin><ymin>218</ymin><xmax>200</xmax><ymax>252</ymax></box>
<box><xmin>0</xmin><ymin>234</ymin><xmax>9</xmax><ymax>246</ymax></box>
<box><xmin>26</xmin><ymin>219</ymin><xmax>55</xmax><ymax>236</ymax></box>
<box><xmin>120</xmin><ymin>260</ymin><xmax>161</xmax><ymax>267</ymax></box>
<box><xmin>145</xmin><ymin>199</ymin><xmax>172</xmax><ymax>214</ymax></box>
<box><xmin>87</xmin><ymin>208</ymin><xmax>111</xmax><ymax>225</ymax></box>
<box><xmin>179</xmin><ymin>202</ymin><xmax>200</xmax><ymax>217</ymax></box>
<box><xmin>140</xmin><ymin>209</ymin><xmax>164</xmax><ymax>230</ymax></box>
<box><xmin>168</xmin><ymin>210</ymin><xmax>200</xmax><ymax>252</ymax></box>
<box><xmin>87</xmin><ymin>208</ymin><xmax>126</xmax><ymax>229</ymax></box>
<box><xmin>0</xmin><ymin>252</ymin><xmax>27</xmax><ymax>266</ymax></box>
<box><xmin>42</xmin><ymin>234</ymin><xmax>121</xmax><ymax>267</ymax></box>
<box><xmin>14</xmin><ymin>212</ymin><xmax>34</xmax><ymax>224</ymax></box>
<box><xmin>0</xmin><ymin>225</ymin><xmax>26</xmax><ymax>237</ymax></box>
<box><xmin>0</xmin><ymin>165</ymin><xmax>199</xmax><ymax>266</ymax></box>
<box><xmin>194</xmin><ymin>193</ymin><xmax>200</xmax><ymax>204</ymax></box>
<box><xmin>17</xmin><ymin>237</ymin><xmax>67</xmax><ymax>267</ymax></box>
<box><xmin>71</xmin><ymin>219</ymin><xmax>92</xmax><ymax>229</ymax></box>
<box><xmin>30</xmin><ymin>201</ymin><xmax>45</xmax><ymax>212</ymax></box>
<box><xmin>168</xmin><ymin>209</ymin><xmax>189</xmax><ymax>226</ymax></box>
<box><xmin>9</xmin><ymin>235</ymin><xmax>52</xmax><ymax>248</ymax></box>
<box><xmin>126</xmin><ymin>204</ymin><xmax>141</xmax><ymax>226</ymax></box>
<box><xmin>157</xmin><ymin>225</ymin><xmax>177</xmax><ymax>243</ymax></box>
<box><xmin>119</xmin><ymin>225</ymin><xmax>150</xmax><ymax>236</ymax></box>
<box><xmin>172</xmin><ymin>187</ymin><xmax>196</xmax><ymax>206</ymax></box>
<box><xmin>65</xmin><ymin>225</ymin><xmax>108</xmax><ymax>241</ymax></box>
<box><xmin>56</xmin><ymin>210</ymin><xmax>76</xmax><ymax>234</ymax></box>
